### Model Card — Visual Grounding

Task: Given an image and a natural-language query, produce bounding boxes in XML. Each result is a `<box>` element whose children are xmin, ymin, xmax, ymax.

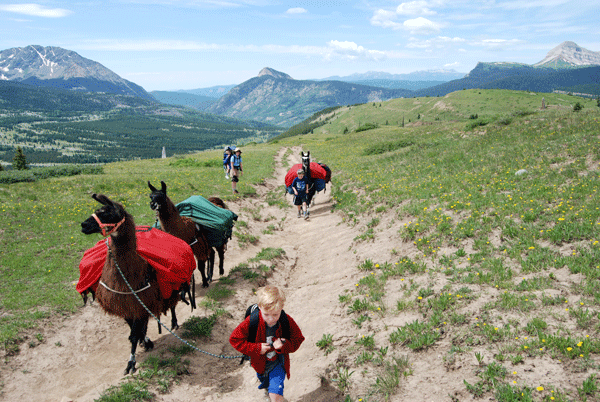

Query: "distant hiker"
<box><xmin>230</xmin><ymin>147</ymin><xmax>243</xmax><ymax>194</ymax></box>
<box><xmin>223</xmin><ymin>147</ymin><xmax>233</xmax><ymax>179</ymax></box>
<box><xmin>229</xmin><ymin>286</ymin><xmax>305</xmax><ymax>402</ymax></box>
<box><xmin>291</xmin><ymin>169</ymin><xmax>309</xmax><ymax>219</ymax></box>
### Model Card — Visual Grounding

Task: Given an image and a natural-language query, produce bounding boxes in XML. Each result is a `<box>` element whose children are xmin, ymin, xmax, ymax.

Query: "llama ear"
<box><xmin>92</xmin><ymin>193</ymin><xmax>113</xmax><ymax>206</ymax></box>
<box><xmin>160</xmin><ymin>181</ymin><xmax>167</xmax><ymax>194</ymax></box>
<box><xmin>148</xmin><ymin>181</ymin><xmax>157</xmax><ymax>192</ymax></box>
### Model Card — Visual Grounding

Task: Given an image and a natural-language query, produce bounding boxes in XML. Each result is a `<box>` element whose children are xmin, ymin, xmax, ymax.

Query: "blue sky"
<box><xmin>1</xmin><ymin>1</ymin><xmax>598</xmax><ymax>91</ymax></box>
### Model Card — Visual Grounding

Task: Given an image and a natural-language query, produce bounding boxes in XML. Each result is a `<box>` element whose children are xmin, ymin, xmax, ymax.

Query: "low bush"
<box><xmin>0</xmin><ymin>164</ymin><xmax>103</xmax><ymax>184</ymax></box>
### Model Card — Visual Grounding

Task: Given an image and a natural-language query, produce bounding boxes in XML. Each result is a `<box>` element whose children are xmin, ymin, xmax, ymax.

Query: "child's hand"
<box><xmin>260</xmin><ymin>342</ymin><xmax>274</xmax><ymax>355</ymax></box>
<box><xmin>273</xmin><ymin>338</ymin><xmax>285</xmax><ymax>350</ymax></box>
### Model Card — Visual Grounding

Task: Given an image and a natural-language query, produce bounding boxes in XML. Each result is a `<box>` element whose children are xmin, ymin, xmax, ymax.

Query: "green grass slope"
<box><xmin>2</xmin><ymin>89</ymin><xmax>600</xmax><ymax>400</ymax></box>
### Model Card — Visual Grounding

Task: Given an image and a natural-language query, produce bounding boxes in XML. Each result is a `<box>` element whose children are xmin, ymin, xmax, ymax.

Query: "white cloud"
<box><xmin>470</xmin><ymin>38</ymin><xmax>523</xmax><ymax>49</ymax></box>
<box><xmin>444</xmin><ymin>62</ymin><xmax>460</xmax><ymax>67</ymax></box>
<box><xmin>0</xmin><ymin>3</ymin><xmax>72</xmax><ymax>18</ymax></box>
<box><xmin>286</xmin><ymin>7</ymin><xmax>307</xmax><ymax>14</ymax></box>
<box><xmin>396</xmin><ymin>1</ymin><xmax>436</xmax><ymax>16</ymax></box>
<box><xmin>326</xmin><ymin>40</ymin><xmax>387</xmax><ymax>61</ymax></box>
<box><xmin>406</xmin><ymin>36</ymin><xmax>464</xmax><ymax>48</ymax></box>
<box><xmin>403</xmin><ymin>17</ymin><xmax>440</xmax><ymax>35</ymax></box>
<box><xmin>371</xmin><ymin>3</ymin><xmax>441</xmax><ymax>35</ymax></box>
<box><xmin>498</xmin><ymin>0</ymin><xmax>571</xmax><ymax>10</ymax></box>
<box><xmin>75</xmin><ymin>39</ymin><xmax>405</xmax><ymax>61</ymax></box>
<box><xmin>370</xmin><ymin>9</ymin><xmax>403</xmax><ymax>30</ymax></box>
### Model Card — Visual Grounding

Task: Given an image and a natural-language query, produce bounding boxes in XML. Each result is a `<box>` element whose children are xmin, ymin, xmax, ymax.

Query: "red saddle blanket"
<box><xmin>285</xmin><ymin>162</ymin><xmax>328</xmax><ymax>187</ymax></box>
<box><xmin>77</xmin><ymin>226</ymin><xmax>196</xmax><ymax>299</ymax></box>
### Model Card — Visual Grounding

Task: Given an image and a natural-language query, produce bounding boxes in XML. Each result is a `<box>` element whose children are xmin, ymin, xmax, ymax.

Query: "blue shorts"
<box><xmin>257</xmin><ymin>361</ymin><xmax>285</xmax><ymax>396</ymax></box>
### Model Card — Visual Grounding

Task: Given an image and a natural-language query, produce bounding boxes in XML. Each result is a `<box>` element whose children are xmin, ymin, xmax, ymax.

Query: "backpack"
<box><xmin>240</xmin><ymin>303</ymin><xmax>290</xmax><ymax>364</ymax></box>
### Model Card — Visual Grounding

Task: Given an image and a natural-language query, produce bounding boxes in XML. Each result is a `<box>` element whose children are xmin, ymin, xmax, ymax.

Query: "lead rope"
<box><xmin>105</xmin><ymin>239</ymin><xmax>243</xmax><ymax>360</ymax></box>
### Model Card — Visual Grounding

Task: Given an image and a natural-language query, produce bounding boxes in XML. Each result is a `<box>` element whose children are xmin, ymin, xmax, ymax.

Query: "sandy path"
<box><xmin>0</xmin><ymin>146</ymin><xmax>373</xmax><ymax>402</ymax></box>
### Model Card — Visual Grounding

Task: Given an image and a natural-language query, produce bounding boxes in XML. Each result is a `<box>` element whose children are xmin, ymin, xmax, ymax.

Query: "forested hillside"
<box><xmin>0</xmin><ymin>81</ymin><xmax>283</xmax><ymax>164</ymax></box>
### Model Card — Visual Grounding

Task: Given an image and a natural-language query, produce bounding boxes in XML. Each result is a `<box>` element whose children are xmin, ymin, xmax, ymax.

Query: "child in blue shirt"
<box><xmin>223</xmin><ymin>147</ymin><xmax>232</xmax><ymax>179</ymax></box>
<box><xmin>291</xmin><ymin>169</ymin><xmax>309</xmax><ymax>219</ymax></box>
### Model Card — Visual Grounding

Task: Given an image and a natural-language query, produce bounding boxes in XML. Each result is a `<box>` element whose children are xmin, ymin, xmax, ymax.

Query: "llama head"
<box><xmin>208</xmin><ymin>196</ymin><xmax>226</xmax><ymax>209</ymax></box>
<box><xmin>81</xmin><ymin>194</ymin><xmax>127</xmax><ymax>236</ymax></box>
<box><xmin>148</xmin><ymin>180</ymin><xmax>168</xmax><ymax>212</ymax></box>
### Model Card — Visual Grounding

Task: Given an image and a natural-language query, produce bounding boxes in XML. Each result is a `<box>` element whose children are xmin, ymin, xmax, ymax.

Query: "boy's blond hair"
<box><xmin>257</xmin><ymin>285</ymin><xmax>286</xmax><ymax>312</ymax></box>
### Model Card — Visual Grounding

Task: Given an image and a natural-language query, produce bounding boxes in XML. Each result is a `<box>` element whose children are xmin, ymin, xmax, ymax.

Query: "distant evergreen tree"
<box><xmin>0</xmin><ymin>162</ymin><xmax>3</xmax><ymax>171</ymax></box>
<box><xmin>13</xmin><ymin>147</ymin><xmax>28</xmax><ymax>170</ymax></box>
<box><xmin>573</xmin><ymin>102</ymin><xmax>583</xmax><ymax>112</ymax></box>
<box><xmin>597</xmin><ymin>97</ymin><xmax>600</xmax><ymax>107</ymax></box>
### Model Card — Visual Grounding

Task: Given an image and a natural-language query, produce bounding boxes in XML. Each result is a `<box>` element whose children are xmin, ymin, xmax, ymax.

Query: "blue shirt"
<box><xmin>231</xmin><ymin>154</ymin><xmax>242</xmax><ymax>167</ymax></box>
<box><xmin>292</xmin><ymin>177</ymin><xmax>307</xmax><ymax>192</ymax></box>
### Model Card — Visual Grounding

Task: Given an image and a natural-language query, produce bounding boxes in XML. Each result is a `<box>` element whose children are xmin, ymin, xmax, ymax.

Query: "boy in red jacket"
<box><xmin>230</xmin><ymin>286</ymin><xmax>305</xmax><ymax>402</ymax></box>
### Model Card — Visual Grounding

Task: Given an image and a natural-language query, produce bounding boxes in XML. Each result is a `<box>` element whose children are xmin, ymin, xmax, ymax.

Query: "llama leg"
<box><xmin>218</xmin><ymin>246</ymin><xmax>225</xmax><ymax>276</ymax></box>
<box><xmin>190</xmin><ymin>274</ymin><xmax>196</xmax><ymax>310</ymax></box>
<box><xmin>197</xmin><ymin>260</ymin><xmax>209</xmax><ymax>287</ymax></box>
<box><xmin>170</xmin><ymin>305</ymin><xmax>179</xmax><ymax>330</ymax></box>
<box><xmin>125</xmin><ymin>319</ymin><xmax>139</xmax><ymax>375</ymax></box>
<box><xmin>179</xmin><ymin>282</ymin><xmax>191</xmax><ymax>306</ymax></box>
<box><xmin>142</xmin><ymin>320</ymin><xmax>153</xmax><ymax>351</ymax></box>
<box><xmin>207</xmin><ymin>249</ymin><xmax>215</xmax><ymax>283</ymax></box>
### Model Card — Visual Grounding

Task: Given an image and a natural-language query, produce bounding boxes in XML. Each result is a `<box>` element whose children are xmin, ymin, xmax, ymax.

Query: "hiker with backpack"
<box><xmin>229</xmin><ymin>285</ymin><xmax>305</xmax><ymax>402</ymax></box>
<box><xmin>230</xmin><ymin>147</ymin><xmax>243</xmax><ymax>194</ymax></box>
<box><xmin>223</xmin><ymin>146</ymin><xmax>233</xmax><ymax>179</ymax></box>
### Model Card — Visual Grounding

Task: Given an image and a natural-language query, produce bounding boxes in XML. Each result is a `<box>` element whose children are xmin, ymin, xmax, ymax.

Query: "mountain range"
<box><xmin>205</xmin><ymin>41</ymin><xmax>600</xmax><ymax>126</ymax></box>
<box><xmin>205</xmin><ymin>67</ymin><xmax>413</xmax><ymax>126</ymax></box>
<box><xmin>0</xmin><ymin>45</ymin><xmax>154</xmax><ymax>101</ymax></box>
<box><xmin>1</xmin><ymin>41</ymin><xmax>599</xmax><ymax>130</ymax></box>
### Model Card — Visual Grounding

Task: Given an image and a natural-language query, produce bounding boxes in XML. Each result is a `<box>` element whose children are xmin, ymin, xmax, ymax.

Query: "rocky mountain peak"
<box><xmin>0</xmin><ymin>45</ymin><xmax>153</xmax><ymax>100</ymax></box>
<box><xmin>534</xmin><ymin>41</ymin><xmax>600</xmax><ymax>67</ymax></box>
<box><xmin>257</xmin><ymin>67</ymin><xmax>293</xmax><ymax>80</ymax></box>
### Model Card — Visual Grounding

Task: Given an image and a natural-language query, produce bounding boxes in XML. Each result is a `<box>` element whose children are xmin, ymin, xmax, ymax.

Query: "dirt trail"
<box><xmin>0</xmin><ymin>146</ymin><xmax>381</xmax><ymax>402</ymax></box>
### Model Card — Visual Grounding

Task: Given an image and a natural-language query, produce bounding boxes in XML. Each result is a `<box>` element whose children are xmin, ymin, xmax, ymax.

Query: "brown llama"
<box><xmin>80</xmin><ymin>194</ymin><xmax>183</xmax><ymax>375</ymax></box>
<box><xmin>148</xmin><ymin>181</ymin><xmax>212</xmax><ymax>287</ymax></box>
<box><xmin>206</xmin><ymin>196</ymin><xmax>229</xmax><ymax>280</ymax></box>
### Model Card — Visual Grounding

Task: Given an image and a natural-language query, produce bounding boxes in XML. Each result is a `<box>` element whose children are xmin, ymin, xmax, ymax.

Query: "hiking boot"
<box><xmin>297</xmin><ymin>211</ymin><xmax>301</xmax><ymax>218</ymax></box>
<box><xmin>225</xmin><ymin>174</ymin><xmax>229</xmax><ymax>179</ymax></box>
<box><xmin>304</xmin><ymin>211</ymin><xmax>308</xmax><ymax>220</ymax></box>
<box><xmin>234</xmin><ymin>189</ymin><xmax>239</xmax><ymax>194</ymax></box>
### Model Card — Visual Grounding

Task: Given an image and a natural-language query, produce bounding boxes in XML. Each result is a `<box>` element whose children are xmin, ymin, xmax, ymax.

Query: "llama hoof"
<box><xmin>143</xmin><ymin>339</ymin><xmax>154</xmax><ymax>351</ymax></box>
<box><xmin>202</xmin><ymin>281</ymin><xmax>209</xmax><ymax>288</ymax></box>
<box><xmin>219</xmin><ymin>268</ymin><xmax>224</xmax><ymax>276</ymax></box>
<box><xmin>124</xmin><ymin>361</ymin><xmax>137</xmax><ymax>375</ymax></box>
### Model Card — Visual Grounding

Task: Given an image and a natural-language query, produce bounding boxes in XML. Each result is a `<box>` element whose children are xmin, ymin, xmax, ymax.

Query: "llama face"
<box><xmin>148</xmin><ymin>181</ymin><xmax>168</xmax><ymax>212</ymax></box>
<box><xmin>81</xmin><ymin>195</ymin><xmax>126</xmax><ymax>235</ymax></box>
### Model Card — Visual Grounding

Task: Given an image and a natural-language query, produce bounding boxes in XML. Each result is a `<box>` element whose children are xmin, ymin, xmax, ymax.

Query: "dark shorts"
<box><xmin>293</xmin><ymin>192</ymin><xmax>307</xmax><ymax>205</ymax></box>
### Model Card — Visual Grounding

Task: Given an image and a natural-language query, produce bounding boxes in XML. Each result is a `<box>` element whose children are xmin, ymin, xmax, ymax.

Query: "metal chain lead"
<box><xmin>104</xmin><ymin>239</ymin><xmax>243</xmax><ymax>360</ymax></box>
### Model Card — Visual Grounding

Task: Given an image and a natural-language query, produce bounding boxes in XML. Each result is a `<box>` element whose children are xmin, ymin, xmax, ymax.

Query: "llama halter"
<box><xmin>92</xmin><ymin>213</ymin><xmax>126</xmax><ymax>237</ymax></box>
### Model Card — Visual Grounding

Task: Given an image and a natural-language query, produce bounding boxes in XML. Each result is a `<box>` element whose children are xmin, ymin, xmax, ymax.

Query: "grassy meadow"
<box><xmin>272</xmin><ymin>89</ymin><xmax>600</xmax><ymax>401</ymax></box>
<box><xmin>2</xmin><ymin>88</ymin><xmax>600</xmax><ymax>401</ymax></box>
<box><xmin>0</xmin><ymin>145</ymin><xmax>279</xmax><ymax>350</ymax></box>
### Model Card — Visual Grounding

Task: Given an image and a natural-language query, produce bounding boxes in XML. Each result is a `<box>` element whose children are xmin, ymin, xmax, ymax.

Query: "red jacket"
<box><xmin>229</xmin><ymin>312</ymin><xmax>305</xmax><ymax>378</ymax></box>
